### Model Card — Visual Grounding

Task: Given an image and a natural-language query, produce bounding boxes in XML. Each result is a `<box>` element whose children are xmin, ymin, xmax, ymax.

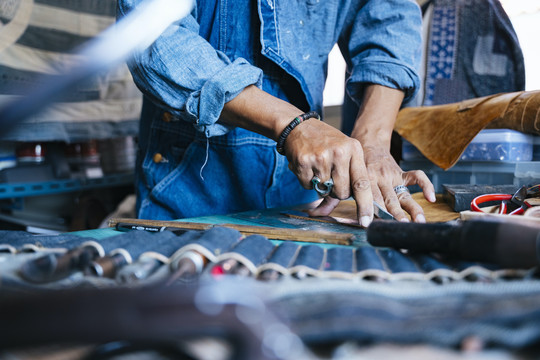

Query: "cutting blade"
<box><xmin>373</xmin><ymin>201</ymin><xmax>395</xmax><ymax>220</ymax></box>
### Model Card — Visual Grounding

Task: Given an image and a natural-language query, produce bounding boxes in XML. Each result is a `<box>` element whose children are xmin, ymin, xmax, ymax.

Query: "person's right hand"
<box><xmin>221</xmin><ymin>85</ymin><xmax>376</xmax><ymax>225</ymax></box>
<box><xmin>283</xmin><ymin>118</ymin><xmax>375</xmax><ymax>227</ymax></box>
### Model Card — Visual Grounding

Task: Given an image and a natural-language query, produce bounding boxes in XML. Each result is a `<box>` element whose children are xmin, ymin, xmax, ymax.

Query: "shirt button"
<box><xmin>162</xmin><ymin>112</ymin><xmax>173</xmax><ymax>122</ymax></box>
<box><xmin>153</xmin><ymin>153</ymin><xmax>163</xmax><ymax>163</ymax></box>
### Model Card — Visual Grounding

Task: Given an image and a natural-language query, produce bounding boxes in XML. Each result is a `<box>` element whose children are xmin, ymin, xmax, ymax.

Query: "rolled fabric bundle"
<box><xmin>395</xmin><ymin>90</ymin><xmax>540</xmax><ymax>170</ymax></box>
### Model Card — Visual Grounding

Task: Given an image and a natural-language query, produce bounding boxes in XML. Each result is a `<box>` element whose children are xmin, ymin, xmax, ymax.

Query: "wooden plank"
<box><xmin>312</xmin><ymin>195</ymin><xmax>459</xmax><ymax>223</ymax></box>
<box><xmin>108</xmin><ymin>217</ymin><xmax>353</xmax><ymax>245</ymax></box>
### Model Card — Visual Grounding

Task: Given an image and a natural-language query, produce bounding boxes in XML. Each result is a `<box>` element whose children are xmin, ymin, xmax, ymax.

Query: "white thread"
<box><xmin>199</xmin><ymin>137</ymin><xmax>209</xmax><ymax>181</ymax></box>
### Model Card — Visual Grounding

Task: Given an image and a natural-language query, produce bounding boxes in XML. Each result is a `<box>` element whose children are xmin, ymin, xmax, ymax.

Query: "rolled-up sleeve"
<box><xmin>117</xmin><ymin>0</ymin><xmax>263</xmax><ymax>137</ymax></box>
<box><xmin>343</xmin><ymin>0</ymin><xmax>422</xmax><ymax>103</ymax></box>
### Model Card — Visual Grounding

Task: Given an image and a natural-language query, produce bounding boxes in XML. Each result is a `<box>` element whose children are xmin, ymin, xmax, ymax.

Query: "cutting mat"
<box><xmin>322</xmin><ymin>193</ymin><xmax>458</xmax><ymax>223</ymax></box>
<box><xmin>230</xmin><ymin>193</ymin><xmax>459</xmax><ymax>247</ymax></box>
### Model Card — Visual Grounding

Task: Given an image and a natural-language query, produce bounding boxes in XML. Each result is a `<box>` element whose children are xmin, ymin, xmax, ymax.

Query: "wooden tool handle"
<box><xmin>109</xmin><ymin>218</ymin><xmax>353</xmax><ymax>245</ymax></box>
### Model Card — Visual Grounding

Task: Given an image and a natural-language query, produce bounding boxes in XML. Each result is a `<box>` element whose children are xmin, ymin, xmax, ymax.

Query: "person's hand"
<box><xmin>356</xmin><ymin>143</ymin><xmax>435</xmax><ymax>222</ymax></box>
<box><xmin>284</xmin><ymin>119</ymin><xmax>375</xmax><ymax>227</ymax></box>
<box><xmin>221</xmin><ymin>85</ymin><xmax>378</xmax><ymax>226</ymax></box>
<box><xmin>301</xmin><ymin>132</ymin><xmax>435</xmax><ymax>225</ymax></box>
<box><xmin>305</xmin><ymin>85</ymin><xmax>436</xmax><ymax>225</ymax></box>
<box><xmin>220</xmin><ymin>84</ymin><xmax>436</xmax><ymax>226</ymax></box>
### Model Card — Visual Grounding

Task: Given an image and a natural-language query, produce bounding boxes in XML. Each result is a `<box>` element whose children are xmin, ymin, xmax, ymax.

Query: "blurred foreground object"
<box><xmin>0</xmin><ymin>282</ymin><xmax>308</xmax><ymax>360</ymax></box>
<box><xmin>368</xmin><ymin>217</ymin><xmax>540</xmax><ymax>269</ymax></box>
<box><xmin>0</xmin><ymin>0</ymin><xmax>194</xmax><ymax>141</ymax></box>
<box><xmin>396</xmin><ymin>90</ymin><xmax>540</xmax><ymax>169</ymax></box>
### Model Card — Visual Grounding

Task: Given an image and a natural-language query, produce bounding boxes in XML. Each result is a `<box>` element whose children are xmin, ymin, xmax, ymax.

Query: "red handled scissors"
<box><xmin>471</xmin><ymin>185</ymin><xmax>533</xmax><ymax>215</ymax></box>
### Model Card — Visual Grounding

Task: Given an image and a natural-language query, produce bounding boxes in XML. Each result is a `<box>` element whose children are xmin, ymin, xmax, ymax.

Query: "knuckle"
<box><xmin>409</xmin><ymin>170</ymin><xmax>422</xmax><ymax>178</ymax></box>
<box><xmin>295</xmin><ymin>155</ymin><xmax>310</xmax><ymax>170</ymax></box>
<box><xmin>332</xmin><ymin>146</ymin><xmax>347</xmax><ymax>161</ymax></box>
<box><xmin>333</xmin><ymin>188</ymin><xmax>350</xmax><ymax>200</ymax></box>
<box><xmin>384</xmin><ymin>197</ymin><xmax>396</xmax><ymax>209</ymax></box>
<box><xmin>350</xmin><ymin>139</ymin><xmax>363</xmax><ymax>154</ymax></box>
<box><xmin>406</xmin><ymin>169</ymin><xmax>426</xmax><ymax>181</ymax></box>
<box><xmin>314</xmin><ymin>152</ymin><xmax>327</xmax><ymax>165</ymax></box>
<box><xmin>368</xmin><ymin>172</ymin><xmax>378</xmax><ymax>183</ymax></box>
<box><xmin>397</xmin><ymin>191</ymin><xmax>412</xmax><ymax>200</ymax></box>
<box><xmin>301</xmin><ymin>181</ymin><xmax>312</xmax><ymax>190</ymax></box>
<box><xmin>352</xmin><ymin>178</ymin><xmax>370</xmax><ymax>192</ymax></box>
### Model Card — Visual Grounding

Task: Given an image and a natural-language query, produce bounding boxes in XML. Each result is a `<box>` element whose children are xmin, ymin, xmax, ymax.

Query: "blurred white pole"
<box><xmin>0</xmin><ymin>0</ymin><xmax>194</xmax><ymax>125</ymax></box>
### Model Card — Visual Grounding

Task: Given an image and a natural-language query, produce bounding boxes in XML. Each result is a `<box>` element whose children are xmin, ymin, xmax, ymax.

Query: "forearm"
<box><xmin>350</xmin><ymin>84</ymin><xmax>405</xmax><ymax>148</ymax></box>
<box><xmin>220</xmin><ymin>85</ymin><xmax>305</xmax><ymax>142</ymax></box>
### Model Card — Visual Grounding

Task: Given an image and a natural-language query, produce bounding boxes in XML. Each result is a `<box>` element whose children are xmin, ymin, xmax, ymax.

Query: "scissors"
<box><xmin>471</xmin><ymin>185</ymin><xmax>536</xmax><ymax>215</ymax></box>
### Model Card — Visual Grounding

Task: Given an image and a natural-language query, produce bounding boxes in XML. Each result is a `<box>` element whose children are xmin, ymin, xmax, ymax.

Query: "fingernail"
<box><xmin>416</xmin><ymin>214</ymin><xmax>426</xmax><ymax>223</ymax></box>
<box><xmin>399</xmin><ymin>217</ymin><xmax>410</xmax><ymax>223</ymax></box>
<box><xmin>360</xmin><ymin>216</ymin><xmax>372</xmax><ymax>228</ymax></box>
<box><xmin>428</xmin><ymin>193</ymin><xmax>436</xmax><ymax>202</ymax></box>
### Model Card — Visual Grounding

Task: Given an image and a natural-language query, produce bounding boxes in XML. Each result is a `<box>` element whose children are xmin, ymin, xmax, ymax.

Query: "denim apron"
<box><xmin>124</xmin><ymin>0</ymin><xmax>423</xmax><ymax>220</ymax></box>
<box><xmin>136</xmin><ymin>0</ymin><xmax>319</xmax><ymax>220</ymax></box>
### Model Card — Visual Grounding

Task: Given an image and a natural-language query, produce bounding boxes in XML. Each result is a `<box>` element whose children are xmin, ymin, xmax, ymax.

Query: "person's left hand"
<box><xmin>308</xmin><ymin>142</ymin><xmax>435</xmax><ymax>222</ymax></box>
<box><xmin>360</xmin><ymin>143</ymin><xmax>434</xmax><ymax>222</ymax></box>
<box><xmin>308</xmin><ymin>84</ymin><xmax>436</xmax><ymax>223</ymax></box>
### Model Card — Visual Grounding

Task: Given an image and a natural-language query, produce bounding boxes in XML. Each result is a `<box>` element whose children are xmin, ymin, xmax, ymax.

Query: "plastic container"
<box><xmin>0</xmin><ymin>143</ymin><xmax>16</xmax><ymax>171</ymax></box>
<box><xmin>15</xmin><ymin>142</ymin><xmax>46</xmax><ymax>164</ymax></box>
<box><xmin>515</xmin><ymin>162</ymin><xmax>540</xmax><ymax>186</ymax></box>
<box><xmin>401</xmin><ymin>160</ymin><xmax>540</xmax><ymax>193</ymax></box>
<box><xmin>533</xmin><ymin>136</ymin><xmax>540</xmax><ymax>160</ymax></box>
<box><xmin>402</xmin><ymin>129</ymin><xmax>534</xmax><ymax>162</ymax></box>
<box><xmin>65</xmin><ymin>141</ymin><xmax>103</xmax><ymax>179</ymax></box>
<box><xmin>97</xmin><ymin>137</ymin><xmax>136</xmax><ymax>174</ymax></box>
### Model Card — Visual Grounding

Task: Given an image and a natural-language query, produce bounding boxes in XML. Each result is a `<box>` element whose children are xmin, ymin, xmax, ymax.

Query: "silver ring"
<box><xmin>312</xmin><ymin>176</ymin><xmax>333</xmax><ymax>197</ymax></box>
<box><xmin>393</xmin><ymin>184</ymin><xmax>410</xmax><ymax>196</ymax></box>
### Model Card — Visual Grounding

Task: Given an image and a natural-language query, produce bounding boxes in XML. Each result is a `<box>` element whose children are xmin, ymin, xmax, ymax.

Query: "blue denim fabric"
<box><xmin>326</xmin><ymin>247</ymin><xmax>354</xmax><ymax>273</ymax></box>
<box><xmin>265</xmin><ymin>242</ymin><xmax>302</xmax><ymax>268</ymax></box>
<box><xmin>0</xmin><ymin>231</ymin><xmax>96</xmax><ymax>251</ymax></box>
<box><xmin>355</xmin><ymin>246</ymin><xmax>386</xmax><ymax>271</ymax></box>
<box><xmin>228</xmin><ymin>235</ymin><xmax>276</xmax><ymax>267</ymax></box>
<box><xmin>117</xmin><ymin>0</ymin><xmax>422</xmax><ymax>219</ymax></box>
<box><xmin>414</xmin><ymin>0</ymin><xmax>525</xmax><ymax>107</ymax></box>
<box><xmin>291</xmin><ymin>245</ymin><xmax>325</xmax><ymax>271</ymax></box>
<box><xmin>377</xmin><ymin>248</ymin><xmax>420</xmax><ymax>273</ymax></box>
<box><xmin>267</xmin><ymin>279</ymin><xmax>540</xmax><ymax>349</ymax></box>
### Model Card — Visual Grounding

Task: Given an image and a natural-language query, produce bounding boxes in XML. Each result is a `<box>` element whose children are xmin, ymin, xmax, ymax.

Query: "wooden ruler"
<box><xmin>109</xmin><ymin>217</ymin><xmax>353</xmax><ymax>245</ymax></box>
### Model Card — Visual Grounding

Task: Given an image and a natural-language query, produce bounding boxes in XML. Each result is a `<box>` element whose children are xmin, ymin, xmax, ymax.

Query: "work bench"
<box><xmin>0</xmin><ymin>195</ymin><xmax>539</xmax><ymax>360</ymax></box>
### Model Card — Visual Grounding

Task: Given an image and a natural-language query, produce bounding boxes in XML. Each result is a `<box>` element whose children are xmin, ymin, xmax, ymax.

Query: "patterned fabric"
<box><xmin>417</xmin><ymin>0</ymin><xmax>525</xmax><ymax>106</ymax></box>
<box><xmin>423</xmin><ymin>4</ymin><xmax>458</xmax><ymax>105</ymax></box>
<box><xmin>0</xmin><ymin>0</ymin><xmax>142</xmax><ymax>142</ymax></box>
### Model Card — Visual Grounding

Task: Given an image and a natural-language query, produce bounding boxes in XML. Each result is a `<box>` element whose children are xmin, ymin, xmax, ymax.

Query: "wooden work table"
<box><xmin>329</xmin><ymin>192</ymin><xmax>460</xmax><ymax>223</ymax></box>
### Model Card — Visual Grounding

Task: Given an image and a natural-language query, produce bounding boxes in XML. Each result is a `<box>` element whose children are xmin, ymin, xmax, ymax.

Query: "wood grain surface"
<box><xmin>326</xmin><ymin>193</ymin><xmax>460</xmax><ymax>223</ymax></box>
<box><xmin>109</xmin><ymin>218</ymin><xmax>354</xmax><ymax>245</ymax></box>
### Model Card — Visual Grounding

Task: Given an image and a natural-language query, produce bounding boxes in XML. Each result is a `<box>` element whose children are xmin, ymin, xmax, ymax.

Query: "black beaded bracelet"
<box><xmin>276</xmin><ymin>111</ymin><xmax>320</xmax><ymax>155</ymax></box>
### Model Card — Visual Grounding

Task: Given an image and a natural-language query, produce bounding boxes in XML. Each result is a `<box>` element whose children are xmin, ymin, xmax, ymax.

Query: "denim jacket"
<box><xmin>117</xmin><ymin>0</ymin><xmax>422</xmax><ymax>219</ymax></box>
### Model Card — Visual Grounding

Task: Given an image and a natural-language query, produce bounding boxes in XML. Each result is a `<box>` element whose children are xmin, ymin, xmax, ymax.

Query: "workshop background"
<box><xmin>0</xmin><ymin>0</ymin><xmax>538</xmax><ymax>234</ymax></box>
<box><xmin>1</xmin><ymin>1</ymin><xmax>540</xmax><ymax>360</ymax></box>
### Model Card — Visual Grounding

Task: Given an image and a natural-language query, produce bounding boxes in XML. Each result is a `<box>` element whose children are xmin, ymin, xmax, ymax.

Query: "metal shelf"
<box><xmin>0</xmin><ymin>173</ymin><xmax>134</xmax><ymax>200</ymax></box>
